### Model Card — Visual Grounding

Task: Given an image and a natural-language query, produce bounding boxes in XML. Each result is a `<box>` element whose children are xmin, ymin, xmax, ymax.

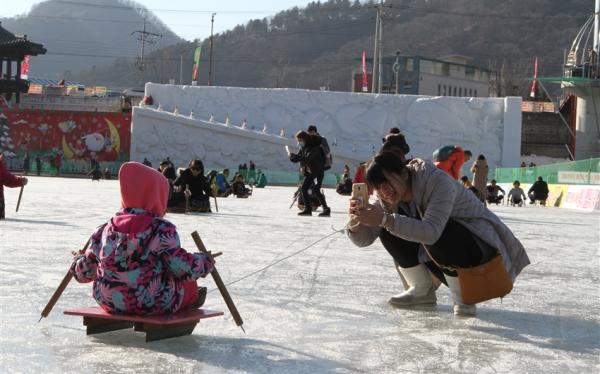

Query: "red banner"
<box><xmin>529</xmin><ymin>57</ymin><xmax>538</xmax><ymax>98</ymax></box>
<box><xmin>21</xmin><ymin>55</ymin><xmax>30</xmax><ymax>79</ymax></box>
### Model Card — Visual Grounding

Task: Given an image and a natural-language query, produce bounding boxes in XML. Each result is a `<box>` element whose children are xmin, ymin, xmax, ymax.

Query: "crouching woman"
<box><xmin>347</xmin><ymin>152</ymin><xmax>530</xmax><ymax>316</ymax></box>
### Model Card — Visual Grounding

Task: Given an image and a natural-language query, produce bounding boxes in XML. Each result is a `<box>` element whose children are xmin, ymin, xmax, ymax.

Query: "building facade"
<box><xmin>355</xmin><ymin>55</ymin><xmax>491</xmax><ymax>97</ymax></box>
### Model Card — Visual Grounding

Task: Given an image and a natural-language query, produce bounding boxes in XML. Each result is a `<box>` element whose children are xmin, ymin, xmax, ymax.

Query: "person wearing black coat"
<box><xmin>528</xmin><ymin>176</ymin><xmax>549</xmax><ymax>205</ymax></box>
<box><xmin>169</xmin><ymin>159</ymin><xmax>213</xmax><ymax>212</ymax></box>
<box><xmin>289</xmin><ymin>130</ymin><xmax>330</xmax><ymax>217</ymax></box>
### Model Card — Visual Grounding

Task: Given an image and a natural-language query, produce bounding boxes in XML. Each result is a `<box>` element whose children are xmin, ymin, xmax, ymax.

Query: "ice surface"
<box><xmin>132</xmin><ymin>85</ymin><xmax>522</xmax><ymax>172</ymax></box>
<box><xmin>1</xmin><ymin>177</ymin><xmax>599</xmax><ymax>373</ymax></box>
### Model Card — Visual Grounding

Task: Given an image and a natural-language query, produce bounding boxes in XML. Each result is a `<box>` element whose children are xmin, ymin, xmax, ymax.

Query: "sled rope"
<box><xmin>210</xmin><ymin>226</ymin><xmax>344</xmax><ymax>291</ymax></box>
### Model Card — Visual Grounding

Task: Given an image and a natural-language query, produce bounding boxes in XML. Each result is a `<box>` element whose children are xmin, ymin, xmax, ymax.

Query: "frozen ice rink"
<box><xmin>1</xmin><ymin>176</ymin><xmax>598</xmax><ymax>373</ymax></box>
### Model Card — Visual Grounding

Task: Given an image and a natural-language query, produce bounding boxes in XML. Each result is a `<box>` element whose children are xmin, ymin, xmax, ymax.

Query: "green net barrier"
<box><xmin>494</xmin><ymin>158</ymin><xmax>600</xmax><ymax>185</ymax></box>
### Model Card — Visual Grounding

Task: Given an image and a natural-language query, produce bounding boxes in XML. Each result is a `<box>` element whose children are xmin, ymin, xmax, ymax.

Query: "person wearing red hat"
<box><xmin>71</xmin><ymin>162</ymin><xmax>218</xmax><ymax>315</ymax></box>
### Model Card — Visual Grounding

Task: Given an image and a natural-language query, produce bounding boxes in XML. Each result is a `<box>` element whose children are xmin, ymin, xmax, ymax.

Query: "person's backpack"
<box><xmin>320</xmin><ymin>137</ymin><xmax>332</xmax><ymax>170</ymax></box>
<box><xmin>432</xmin><ymin>145</ymin><xmax>457</xmax><ymax>162</ymax></box>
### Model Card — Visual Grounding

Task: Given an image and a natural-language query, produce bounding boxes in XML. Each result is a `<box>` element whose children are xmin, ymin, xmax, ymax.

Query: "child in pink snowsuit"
<box><xmin>72</xmin><ymin>162</ymin><xmax>215</xmax><ymax>315</ymax></box>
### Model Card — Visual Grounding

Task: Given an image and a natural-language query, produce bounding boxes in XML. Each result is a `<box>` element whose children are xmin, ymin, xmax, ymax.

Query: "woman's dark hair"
<box><xmin>188</xmin><ymin>159</ymin><xmax>205</xmax><ymax>175</ymax></box>
<box><xmin>477</xmin><ymin>154</ymin><xmax>486</xmax><ymax>161</ymax></box>
<box><xmin>365</xmin><ymin>151</ymin><xmax>409</xmax><ymax>188</ymax></box>
<box><xmin>460</xmin><ymin>176</ymin><xmax>469</xmax><ymax>183</ymax></box>
<box><xmin>381</xmin><ymin>133</ymin><xmax>410</xmax><ymax>156</ymax></box>
<box><xmin>294</xmin><ymin>130</ymin><xmax>310</xmax><ymax>142</ymax></box>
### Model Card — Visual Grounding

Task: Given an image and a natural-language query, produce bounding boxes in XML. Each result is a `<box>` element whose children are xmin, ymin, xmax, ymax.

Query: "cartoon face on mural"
<box><xmin>82</xmin><ymin>133</ymin><xmax>105</xmax><ymax>152</ymax></box>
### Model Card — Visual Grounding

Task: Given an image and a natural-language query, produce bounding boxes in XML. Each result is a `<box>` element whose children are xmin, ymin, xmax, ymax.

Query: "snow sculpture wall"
<box><xmin>131</xmin><ymin>83</ymin><xmax>521</xmax><ymax>176</ymax></box>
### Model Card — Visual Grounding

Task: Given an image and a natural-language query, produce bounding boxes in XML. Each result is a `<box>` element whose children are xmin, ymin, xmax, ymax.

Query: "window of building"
<box><xmin>453</xmin><ymin>86</ymin><xmax>457</xmax><ymax>96</ymax></box>
<box><xmin>438</xmin><ymin>84</ymin><xmax>441</xmax><ymax>96</ymax></box>
<box><xmin>442</xmin><ymin>63</ymin><xmax>450</xmax><ymax>76</ymax></box>
<box><xmin>406</xmin><ymin>58</ymin><xmax>414</xmax><ymax>72</ymax></box>
<box><xmin>443</xmin><ymin>84</ymin><xmax>447</xmax><ymax>95</ymax></box>
<box><xmin>459</xmin><ymin>87</ymin><xmax>463</xmax><ymax>96</ymax></box>
<box><xmin>474</xmin><ymin>89</ymin><xmax>478</xmax><ymax>97</ymax></box>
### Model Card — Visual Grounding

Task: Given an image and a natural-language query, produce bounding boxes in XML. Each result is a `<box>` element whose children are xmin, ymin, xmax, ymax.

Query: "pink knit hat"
<box><xmin>119</xmin><ymin>162</ymin><xmax>169</xmax><ymax>217</ymax></box>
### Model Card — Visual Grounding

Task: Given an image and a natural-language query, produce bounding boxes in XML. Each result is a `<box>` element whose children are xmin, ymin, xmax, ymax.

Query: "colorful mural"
<box><xmin>0</xmin><ymin>97</ymin><xmax>131</xmax><ymax>174</ymax></box>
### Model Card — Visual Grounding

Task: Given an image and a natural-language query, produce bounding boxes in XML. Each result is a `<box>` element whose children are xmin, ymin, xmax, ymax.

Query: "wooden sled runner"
<box><xmin>64</xmin><ymin>307</ymin><xmax>223</xmax><ymax>342</ymax></box>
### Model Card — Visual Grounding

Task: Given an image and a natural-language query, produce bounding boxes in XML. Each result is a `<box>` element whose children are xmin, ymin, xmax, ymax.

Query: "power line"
<box><xmin>49</xmin><ymin>0</ymin><xmax>589</xmax><ymax>20</ymax></box>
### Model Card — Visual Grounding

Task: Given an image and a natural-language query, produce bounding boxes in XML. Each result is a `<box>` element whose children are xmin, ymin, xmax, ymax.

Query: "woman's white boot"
<box><xmin>444</xmin><ymin>275</ymin><xmax>477</xmax><ymax>316</ymax></box>
<box><xmin>388</xmin><ymin>264</ymin><xmax>437</xmax><ymax>307</ymax></box>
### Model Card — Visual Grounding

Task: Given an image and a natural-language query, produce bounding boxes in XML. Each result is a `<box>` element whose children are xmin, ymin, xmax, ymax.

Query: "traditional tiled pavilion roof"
<box><xmin>0</xmin><ymin>23</ymin><xmax>47</xmax><ymax>58</ymax></box>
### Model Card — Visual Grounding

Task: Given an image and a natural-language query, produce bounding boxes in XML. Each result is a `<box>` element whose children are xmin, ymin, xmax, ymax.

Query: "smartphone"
<box><xmin>352</xmin><ymin>183</ymin><xmax>369</xmax><ymax>209</ymax></box>
<box><xmin>285</xmin><ymin>145</ymin><xmax>291</xmax><ymax>156</ymax></box>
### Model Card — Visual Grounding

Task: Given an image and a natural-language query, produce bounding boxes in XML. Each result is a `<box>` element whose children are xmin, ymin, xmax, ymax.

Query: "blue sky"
<box><xmin>1</xmin><ymin>0</ymin><xmax>317</xmax><ymax>41</ymax></box>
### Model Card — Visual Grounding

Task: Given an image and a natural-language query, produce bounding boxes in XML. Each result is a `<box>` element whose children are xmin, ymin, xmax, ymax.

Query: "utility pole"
<box><xmin>378</xmin><ymin>3</ymin><xmax>384</xmax><ymax>94</ymax></box>
<box><xmin>371</xmin><ymin>4</ymin><xmax>380</xmax><ymax>93</ymax></box>
<box><xmin>132</xmin><ymin>15</ymin><xmax>162</xmax><ymax>74</ymax></box>
<box><xmin>371</xmin><ymin>1</ymin><xmax>390</xmax><ymax>94</ymax></box>
<box><xmin>179</xmin><ymin>53</ymin><xmax>183</xmax><ymax>85</ymax></box>
<box><xmin>208</xmin><ymin>13</ymin><xmax>216</xmax><ymax>86</ymax></box>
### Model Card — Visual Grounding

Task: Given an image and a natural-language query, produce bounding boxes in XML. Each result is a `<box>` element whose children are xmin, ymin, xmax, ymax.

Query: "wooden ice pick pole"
<box><xmin>39</xmin><ymin>238</ymin><xmax>91</xmax><ymax>322</ymax></box>
<box><xmin>213</xmin><ymin>196</ymin><xmax>219</xmax><ymax>212</ymax></box>
<box><xmin>191</xmin><ymin>231</ymin><xmax>244</xmax><ymax>333</ymax></box>
<box><xmin>15</xmin><ymin>185</ymin><xmax>24</xmax><ymax>212</ymax></box>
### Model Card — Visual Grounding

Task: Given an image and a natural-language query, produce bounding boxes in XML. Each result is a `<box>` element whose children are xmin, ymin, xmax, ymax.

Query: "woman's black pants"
<box><xmin>379</xmin><ymin>219</ymin><xmax>487</xmax><ymax>279</ymax></box>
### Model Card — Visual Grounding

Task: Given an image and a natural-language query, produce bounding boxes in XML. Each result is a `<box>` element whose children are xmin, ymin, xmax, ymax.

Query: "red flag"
<box><xmin>21</xmin><ymin>55</ymin><xmax>30</xmax><ymax>79</ymax></box>
<box><xmin>529</xmin><ymin>57</ymin><xmax>538</xmax><ymax>98</ymax></box>
<box><xmin>361</xmin><ymin>51</ymin><xmax>368</xmax><ymax>92</ymax></box>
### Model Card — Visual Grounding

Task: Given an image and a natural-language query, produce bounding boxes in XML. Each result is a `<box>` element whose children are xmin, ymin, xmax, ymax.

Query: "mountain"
<box><xmin>5</xmin><ymin>0</ymin><xmax>593</xmax><ymax>96</ymax></box>
<box><xmin>0</xmin><ymin>0</ymin><xmax>182</xmax><ymax>80</ymax></box>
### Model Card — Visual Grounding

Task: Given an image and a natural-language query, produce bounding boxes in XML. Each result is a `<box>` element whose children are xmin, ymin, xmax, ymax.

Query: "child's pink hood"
<box><xmin>119</xmin><ymin>162</ymin><xmax>169</xmax><ymax>217</ymax></box>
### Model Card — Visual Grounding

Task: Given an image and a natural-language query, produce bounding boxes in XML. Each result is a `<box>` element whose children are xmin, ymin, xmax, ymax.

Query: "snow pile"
<box><xmin>131</xmin><ymin>84</ymin><xmax>522</xmax><ymax>173</ymax></box>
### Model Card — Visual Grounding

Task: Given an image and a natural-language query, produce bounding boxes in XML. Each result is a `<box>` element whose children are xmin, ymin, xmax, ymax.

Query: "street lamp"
<box><xmin>393</xmin><ymin>50</ymin><xmax>401</xmax><ymax>94</ymax></box>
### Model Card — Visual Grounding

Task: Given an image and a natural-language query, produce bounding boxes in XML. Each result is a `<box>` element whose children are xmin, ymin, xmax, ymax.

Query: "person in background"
<box><xmin>170</xmin><ymin>159</ymin><xmax>213</xmax><ymax>212</ymax></box>
<box><xmin>255</xmin><ymin>169</ymin><xmax>267</xmax><ymax>188</ymax></box>
<box><xmin>289</xmin><ymin>130</ymin><xmax>330</xmax><ymax>217</ymax></box>
<box><xmin>460</xmin><ymin>176</ymin><xmax>479</xmax><ymax>196</ymax></box>
<box><xmin>215</xmin><ymin>169</ymin><xmax>232</xmax><ymax>197</ymax></box>
<box><xmin>507</xmin><ymin>181</ymin><xmax>527</xmax><ymax>206</ymax></box>
<box><xmin>354</xmin><ymin>162</ymin><xmax>367</xmax><ymax>183</ymax></box>
<box><xmin>432</xmin><ymin>145</ymin><xmax>472</xmax><ymax>180</ymax></box>
<box><xmin>22</xmin><ymin>153</ymin><xmax>30</xmax><ymax>175</ymax></box>
<box><xmin>1</xmin><ymin>154</ymin><xmax>28</xmax><ymax>220</ymax></box>
<box><xmin>486</xmin><ymin>180</ymin><xmax>505</xmax><ymax>205</ymax></box>
<box><xmin>528</xmin><ymin>176</ymin><xmax>549</xmax><ymax>205</ymax></box>
<box><xmin>35</xmin><ymin>155</ymin><xmax>42</xmax><ymax>176</ymax></box>
<box><xmin>470</xmin><ymin>154</ymin><xmax>488</xmax><ymax>203</ymax></box>
<box><xmin>232</xmin><ymin>174</ymin><xmax>251</xmax><ymax>198</ymax></box>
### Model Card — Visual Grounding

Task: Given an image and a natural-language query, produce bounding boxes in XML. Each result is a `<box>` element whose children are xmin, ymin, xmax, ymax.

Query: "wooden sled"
<box><xmin>64</xmin><ymin>307</ymin><xmax>223</xmax><ymax>342</ymax></box>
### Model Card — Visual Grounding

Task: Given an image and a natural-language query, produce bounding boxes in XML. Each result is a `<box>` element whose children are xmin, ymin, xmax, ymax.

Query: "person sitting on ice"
<box><xmin>88</xmin><ymin>165</ymin><xmax>103</xmax><ymax>182</ymax></box>
<box><xmin>232</xmin><ymin>174</ymin><xmax>251</xmax><ymax>198</ymax></box>
<box><xmin>169</xmin><ymin>159</ymin><xmax>213</xmax><ymax>212</ymax></box>
<box><xmin>432</xmin><ymin>145</ymin><xmax>472</xmax><ymax>180</ymax></box>
<box><xmin>486</xmin><ymin>180</ymin><xmax>505</xmax><ymax>205</ymax></box>
<box><xmin>346</xmin><ymin>151</ymin><xmax>529</xmax><ymax>316</ymax></box>
<box><xmin>528</xmin><ymin>176</ymin><xmax>549</xmax><ymax>206</ymax></box>
<box><xmin>460</xmin><ymin>176</ymin><xmax>479</xmax><ymax>196</ymax></box>
<box><xmin>507</xmin><ymin>181</ymin><xmax>527</xmax><ymax>207</ymax></box>
<box><xmin>215</xmin><ymin>169</ymin><xmax>232</xmax><ymax>197</ymax></box>
<box><xmin>254</xmin><ymin>169</ymin><xmax>267</xmax><ymax>188</ymax></box>
<box><xmin>71</xmin><ymin>162</ymin><xmax>218</xmax><ymax>315</ymax></box>
<box><xmin>158</xmin><ymin>160</ymin><xmax>177</xmax><ymax>183</ymax></box>
<box><xmin>103</xmin><ymin>168</ymin><xmax>112</xmax><ymax>180</ymax></box>
<box><xmin>0</xmin><ymin>154</ymin><xmax>28</xmax><ymax>220</ymax></box>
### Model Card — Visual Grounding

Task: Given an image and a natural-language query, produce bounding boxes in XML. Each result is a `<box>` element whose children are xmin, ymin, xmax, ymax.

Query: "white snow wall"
<box><xmin>131</xmin><ymin>83</ymin><xmax>522</xmax><ymax>177</ymax></box>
